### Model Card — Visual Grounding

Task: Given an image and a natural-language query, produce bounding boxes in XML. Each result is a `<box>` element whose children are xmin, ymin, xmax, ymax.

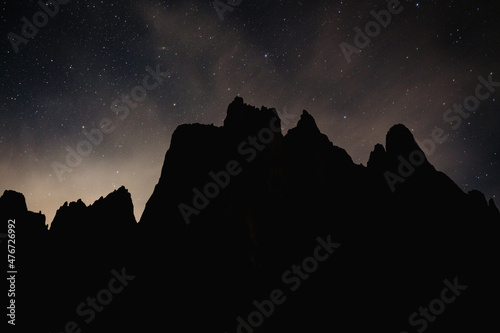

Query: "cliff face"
<box><xmin>141</xmin><ymin>97</ymin><xmax>498</xmax><ymax>237</ymax></box>
<box><xmin>0</xmin><ymin>190</ymin><xmax>46</xmax><ymax>234</ymax></box>
<box><xmin>2</xmin><ymin>97</ymin><xmax>499</xmax><ymax>332</ymax></box>
<box><xmin>132</xmin><ymin>97</ymin><xmax>499</xmax><ymax>332</ymax></box>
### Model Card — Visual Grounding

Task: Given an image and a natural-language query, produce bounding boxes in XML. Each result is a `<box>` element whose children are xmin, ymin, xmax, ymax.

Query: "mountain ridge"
<box><xmin>2</xmin><ymin>97</ymin><xmax>499</xmax><ymax>332</ymax></box>
<box><xmin>3</xmin><ymin>97</ymin><xmax>497</xmax><ymax>228</ymax></box>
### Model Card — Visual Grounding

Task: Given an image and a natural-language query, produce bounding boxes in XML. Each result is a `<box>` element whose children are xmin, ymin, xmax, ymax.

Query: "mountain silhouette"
<box><xmin>2</xmin><ymin>97</ymin><xmax>498</xmax><ymax>332</ymax></box>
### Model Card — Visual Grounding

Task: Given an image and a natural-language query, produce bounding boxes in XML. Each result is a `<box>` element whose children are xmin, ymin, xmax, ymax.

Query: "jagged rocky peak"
<box><xmin>223</xmin><ymin>96</ymin><xmax>252</xmax><ymax>127</ymax></box>
<box><xmin>372</xmin><ymin>143</ymin><xmax>386</xmax><ymax>153</ymax></box>
<box><xmin>0</xmin><ymin>190</ymin><xmax>28</xmax><ymax>213</ymax></box>
<box><xmin>296</xmin><ymin>110</ymin><xmax>320</xmax><ymax>133</ymax></box>
<box><xmin>281</xmin><ymin>108</ymin><xmax>354</xmax><ymax>170</ymax></box>
<box><xmin>223</xmin><ymin>96</ymin><xmax>282</xmax><ymax>136</ymax></box>
<box><xmin>489</xmin><ymin>198</ymin><xmax>499</xmax><ymax>209</ymax></box>
<box><xmin>72</xmin><ymin>198</ymin><xmax>87</xmax><ymax>208</ymax></box>
<box><xmin>91</xmin><ymin>185</ymin><xmax>137</xmax><ymax>225</ymax></box>
<box><xmin>385</xmin><ymin>124</ymin><xmax>425</xmax><ymax>158</ymax></box>
<box><xmin>285</xmin><ymin>110</ymin><xmax>323</xmax><ymax>141</ymax></box>
<box><xmin>57</xmin><ymin>198</ymin><xmax>87</xmax><ymax>214</ymax></box>
<box><xmin>367</xmin><ymin>143</ymin><xmax>387</xmax><ymax>171</ymax></box>
<box><xmin>0</xmin><ymin>190</ymin><xmax>47</xmax><ymax>233</ymax></box>
<box><xmin>50</xmin><ymin>198</ymin><xmax>87</xmax><ymax>231</ymax></box>
<box><xmin>488</xmin><ymin>198</ymin><xmax>500</xmax><ymax>219</ymax></box>
<box><xmin>468</xmin><ymin>190</ymin><xmax>489</xmax><ymax>209</ymax></box>
<box><xmin>50</xmin><ymin>186</ymin><xmax>136</xmax><ymax>232</ymax></box>
<box><xmin>93</xmin><ymin>185</ymin><xmax>132</xmax><ymax>205</ymax></box>
<box><xmin>468</xmin><ymin>190</ymin><xmax>500</xmax><ymax>219</ymax></box>
<box><xmin>170</xmin><ymin>123</ymin><xmax>218</xmax><ymax>148</ymax></box>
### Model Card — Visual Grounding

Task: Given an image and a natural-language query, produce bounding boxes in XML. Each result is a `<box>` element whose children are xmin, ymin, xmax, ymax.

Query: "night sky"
<box><xmin>1</xmin><ymin>0</ymin><xmax>499</xmax><ymax>225</ymax></box>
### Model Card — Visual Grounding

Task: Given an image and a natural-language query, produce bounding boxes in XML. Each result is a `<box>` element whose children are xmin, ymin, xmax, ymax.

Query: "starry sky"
<box><xmin>1</xmin><ymin>0</ymin><xmax>499</xmax><ymax>226</ymax></box>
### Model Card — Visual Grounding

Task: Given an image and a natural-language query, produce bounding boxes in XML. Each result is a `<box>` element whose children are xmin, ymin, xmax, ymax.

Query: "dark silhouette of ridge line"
<box><xmin>1</xmin><ymin>96</ymin><xmax>499</xmax><ymax>332</ymax></box>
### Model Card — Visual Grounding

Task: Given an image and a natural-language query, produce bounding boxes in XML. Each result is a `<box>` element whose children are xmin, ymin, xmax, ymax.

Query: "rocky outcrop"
<box><xmin>2</xmin><ymin>97</ymin><xmax>498</xmax><ymax>332</ymax></box>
